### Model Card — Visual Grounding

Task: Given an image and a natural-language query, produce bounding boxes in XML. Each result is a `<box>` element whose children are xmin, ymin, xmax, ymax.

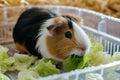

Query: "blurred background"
<box><xmin>0</xmin><ymin>0</ymin><xmax>120</xmax><ymax>18</ymax></box>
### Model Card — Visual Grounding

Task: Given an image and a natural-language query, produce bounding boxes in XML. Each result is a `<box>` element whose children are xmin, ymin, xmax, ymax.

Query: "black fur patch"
<box><xmin>13</xmin><ymin>8</ymin><xmax>58</xmax><ymax>58</ymax></box>
<box><xmin>62</xmin><ymin>16</ymin><xmax>73</xmax><ymax>29</ymax></box>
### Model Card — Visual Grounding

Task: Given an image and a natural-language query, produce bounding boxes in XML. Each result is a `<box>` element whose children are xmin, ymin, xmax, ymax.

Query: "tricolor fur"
<box><xmin>13</xmin><ymin>8</ymin><xmax>91</xmax><ymax>61</ymax></box>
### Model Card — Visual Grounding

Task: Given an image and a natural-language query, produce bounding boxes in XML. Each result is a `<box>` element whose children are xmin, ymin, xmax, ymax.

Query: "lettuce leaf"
<box><xmin>13</xmin><ymin>53</ymin><xmax>37</xmax><ymax>71</ymax></box>
<box><xmin>0</xmin><ymin>57</ymin><xmax>15</xmax><ymax>73</ymax></box>
<box><xmin>88</xmin><ymin>35</ymin><xmax>104</xmax><ymax>56</ymax></box>
<box><xmin>0</xmin><ymin>45</ymin><xmax>15</xmax><ymax>73</ymax></box>
<box><xmin>29</xmin><ymin>58</ymin><xmax>60</xmax><ymax>77</ymax></box>
<box><xmin>87</xmin><ymin>35</ymin><xmax>111</xmax><ymax>66</ymax></box>
<box><xmin>88</xmin><ymin>52</ymin><xmax>111</xmax><ymax>66</ymax></box>
<box><xmin>63</xmin><ymin>55</ymin><xmax>81</xmax><ymax>72</ymax></box>
<box><xmin>0</xmin><ymin>45</ymin><xmax>9</xmax><ymax>60</ymax></box>
<box><xmin>17</xmin><ymin>70</ymin><xmax>39</xmax><ymax>80</ymax></box>
<box><xmin>77</xmin><ymin>56</ymin><xmax>90</xmax><ymax>68</ymax></box>
<box><xmin>0</xmin><ymin>73</ymin><xmax>10</xmax><ymax>80</ymax></box>
<box><xmin>110</xmin><ymin>52</ymin><xmax>120</xmax><ymax>62</ymax></box>
<box><xmin>63</xmin><ymin>55</ymin><xmax>90</xmax><ymax>72</ymax></box>
<box><xmin>41</xmin><ymin>58</ymin><xmax>58</xmax><ymax>65</ymax></box>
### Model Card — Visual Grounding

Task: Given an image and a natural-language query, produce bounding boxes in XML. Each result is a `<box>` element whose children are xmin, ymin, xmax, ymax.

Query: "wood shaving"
<box><xmin>0</xmin><ymin>0</ymin><xmax>120</xmax><ymax>18</ymax></box>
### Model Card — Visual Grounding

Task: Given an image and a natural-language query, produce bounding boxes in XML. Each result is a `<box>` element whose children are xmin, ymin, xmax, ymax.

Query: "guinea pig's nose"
<box><xmin>79</xmin><ymin>47</ymin><xmax>86</xmax><ymax>52</ymax></box>
<box><xmin>79</xmin><ymin>47</ymin><xmax>86</xmax><ymax>55</ymax></box>
<box><xmin>80</xmin><ymin>47</ymin><xmax>85</xmax><ymax>51</ymax></box>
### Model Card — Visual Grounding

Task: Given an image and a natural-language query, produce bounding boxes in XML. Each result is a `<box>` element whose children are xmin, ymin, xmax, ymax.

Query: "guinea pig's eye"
<box><xmin>65</xmin><ymin>31</ymin><xmax>72</xmax><ymax>39</ymax></box>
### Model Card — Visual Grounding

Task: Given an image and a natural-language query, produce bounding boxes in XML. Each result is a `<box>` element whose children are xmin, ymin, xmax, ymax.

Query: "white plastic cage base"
<box><xmin>37</xmin><ymin>61</ymin><xmax>120</xmax><ymax>80</ymax></box>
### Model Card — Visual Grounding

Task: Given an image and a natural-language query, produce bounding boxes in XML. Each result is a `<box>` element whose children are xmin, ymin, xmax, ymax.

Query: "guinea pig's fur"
<box><xmin>13</xmin><ymin>8</ymin><xmax>91</xmax><ymax>61</ymax></box>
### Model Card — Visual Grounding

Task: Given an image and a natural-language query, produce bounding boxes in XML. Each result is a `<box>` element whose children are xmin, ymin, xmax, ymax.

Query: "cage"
<box><xmin>0</xmin><ymin>6</ymin><xmax>120</xmax><ymax>80</ymax></box>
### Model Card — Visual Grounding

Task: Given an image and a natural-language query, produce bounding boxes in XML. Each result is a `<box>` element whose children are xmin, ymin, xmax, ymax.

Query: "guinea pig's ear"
<box><xmin>47</xmin><ymin>21</ymin><xmax>63</xmax><ymax>36</ymax></box>
<box><xmin>63</xmin><ymin>14</ymin><xmax>82</xmax><ymax>25</ymax></box>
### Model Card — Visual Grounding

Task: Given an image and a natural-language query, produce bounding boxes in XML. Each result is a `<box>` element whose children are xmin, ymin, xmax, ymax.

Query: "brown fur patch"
<box><xmin>63</xmin><ymin>14</ymin><xmax>82</xmax><ymax>26</ymax></box>
<box><xmin>15</xmin><ymin>42</ymin><xmax>28</xmax><ymax>53</ymax></box>
<box><xmin>53</xmin><ymin>17</ymin><xmax>66</xmax><ymax>25</ymax></box>
<box><xmin>46</xmin><ymin>16</ymin><xmax>79</xmax><ymax>60</ymax></box>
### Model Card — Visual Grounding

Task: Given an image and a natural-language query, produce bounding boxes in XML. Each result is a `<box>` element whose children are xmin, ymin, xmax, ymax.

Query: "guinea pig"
<box><xmin>13</xmin><ymin>7</ymin><xmax>91</xmax><ymax>61</ymax></box>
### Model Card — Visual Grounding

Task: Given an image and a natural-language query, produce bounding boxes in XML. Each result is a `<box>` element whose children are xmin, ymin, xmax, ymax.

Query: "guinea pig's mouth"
<box><xmin>68</xmin><ymin>49</ymin><xmax>85</xmax><ymax>57</ymax></box>
<box><xmin>70</xmin><ymin>54</ymin><xmax>83</xmax><ymax>58</ymax></box>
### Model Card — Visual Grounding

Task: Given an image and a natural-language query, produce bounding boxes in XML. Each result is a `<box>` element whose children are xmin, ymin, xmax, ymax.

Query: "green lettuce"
<box><xmin>87</xmin><ymin>35</ymin><xmax>112</xmax><ymax>66</ymax></box>
<box><xmin>17</xmin><ymin>70</ymin><xmax>39</xmax><ymax>80</ymax></box>
<box><xmin>77</xmin><ymin>56</ymin><xmax>90</xmax><ymax>68</ymax></box>
<box><xmin>0</xmin><ymin>45</ymin><xmax>15</xmax><ymax>73</ymax></box>
<box><xmin>0</xmin><ymin>45</ymin><xmax>9</xmax><ymax>60</ymax></box>
<box><xmin>88</xmin><ymin>35</ymin><xmax>104</xmax><ymax>56</ymax></box>
<box><xmin>0</xmin><ymin>57</ymin><xmax>15</xmax><ymax>73</ymax></box>
<box><xmin>41</xmin><ymin>58</ymin><xmax>58</xmax><ymax>65</ymax></box>
<box><xmin>63</xmin><ymin>55</ymin><xmax>90</xmax><ymax>72</ymax></box>
<box><xmin>29</xmin><ymin>58</ymin><xmax>60</xmax><ymax>77</ymax></box>
<box><xmin>0</xmin><ymin>73</ymin><xmax>10</xmax><ymax>80</ymax></box>
<box><xmin>63</xmin><ymin>55</ymin><xmax>81</xmax><ymax>72</ymax></box>
<box><xmin>13</xmin><ymin>53</ymin><xmax>37</xmax><ymax>71</ymax></box>
<box><xmin>88</xmin><ymin>52</ymin><xmax>111</xmax><ymax>66</ymax></box>
<box><xmin>110</xmin><ymin>52</ymin><xmax>120</xmax><ymax>62</ymax></box>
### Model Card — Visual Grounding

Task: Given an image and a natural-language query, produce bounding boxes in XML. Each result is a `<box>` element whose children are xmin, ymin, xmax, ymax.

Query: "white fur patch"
<box><xmin>69</xmin><ymin>49</ymin><xmax>84</xmax><ymax>56</ymax></box>
<box><xmin>72</xmin><ymin>21</ymin><xmax>91</xmax><ymax>55</ymax></box>
<box><xmin>35</xmin><ymin>19</ymin><xmax>63</xmax><ymax>61</ymax></box>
